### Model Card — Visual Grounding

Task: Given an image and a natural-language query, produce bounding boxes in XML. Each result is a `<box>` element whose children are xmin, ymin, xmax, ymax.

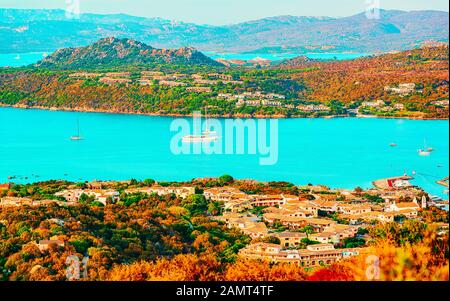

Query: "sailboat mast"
<box><xmin>205</xmin><ymin>107</ymin><xmax>208</xmax><ymax>132</ymax></box>
<box><xmin>77</xmin><ymin>118</ymin><xmax>80</xmax><ymax>137</ymax></box>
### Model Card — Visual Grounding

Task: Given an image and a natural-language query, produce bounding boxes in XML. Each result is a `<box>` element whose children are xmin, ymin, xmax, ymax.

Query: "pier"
<box><xmin>436</xmin><ymin>176</ymin><xmax>449</xmax><ymax>188</ymax></box>
<box><xmin>372</xmin><ymin>175</ymin><xmax>414</xmax><ymax>190</ymax></box>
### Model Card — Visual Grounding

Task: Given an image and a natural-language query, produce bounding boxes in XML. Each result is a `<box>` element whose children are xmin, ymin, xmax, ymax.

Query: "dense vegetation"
<box><xmin>0</xmin><ymin>44</ymin><xmax>448</xmax><ymax>118</ymax></box>
<box><xmin>0</xmin><ymin>190</ymin><xmax>250</xmax><ymax>280</ymax></box>
<box><xmin>34</xmin><ymin>37</ymin><xmax>222</xmax><ymax>70</ymax></box>
<box><xmin>278</xmin><ymin>45</ymin><xmax>449</xmax><ymax>118</ymax></box>
<box><xmin>0</xmin><ymin>179</ymin><xmax>448</xmax><ymax>281</ymax></box>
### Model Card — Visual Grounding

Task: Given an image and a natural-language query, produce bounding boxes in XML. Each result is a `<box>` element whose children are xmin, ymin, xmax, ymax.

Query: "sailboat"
<box><xmin>202</xmin><ymin>107</ymin><xmax>217</xmax><ymax>136</ymax></box>
<box><xmin>70</xmin><ymin>119</ymin><xmax>83</xmax><ymax>141</ymax></box>
<box><xmin>418</xmin><ymin>139</ymin><xmax>430</xmax><ymax>156</ymax></box>
<box><xmin>182</xmin><ymin>108</ymin><xmax>218</xmax><ymax>143</ymax></box>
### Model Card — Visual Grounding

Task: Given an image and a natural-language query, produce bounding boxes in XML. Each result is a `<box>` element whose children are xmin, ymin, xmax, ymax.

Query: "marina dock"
<box><xmin>373</xmin><ymin>175</ymin><xmax>414</xmax><ymax>190</ymax></box>
<box><xmin>436</xmin><ymin>176</ymin><xmax>449</xmax><ymax>188</ymax></box>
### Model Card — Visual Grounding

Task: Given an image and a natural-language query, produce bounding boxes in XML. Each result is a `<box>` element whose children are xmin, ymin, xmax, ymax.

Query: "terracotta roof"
<box><xmin>395</xmin><ymin>202</ymin><xmax>419</xmax><ymax>208</ymax></box>
<box><xmin>275</xmin><ymin>232</ymin><xmax>307</xmax><ymax>238</ymax></box>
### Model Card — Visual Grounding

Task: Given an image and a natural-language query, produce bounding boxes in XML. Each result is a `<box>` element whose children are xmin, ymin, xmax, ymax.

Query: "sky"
<box><xmin>0</xmin><ymin>0</ymin><xmax>448</xmax><ymax>25</ymax></box>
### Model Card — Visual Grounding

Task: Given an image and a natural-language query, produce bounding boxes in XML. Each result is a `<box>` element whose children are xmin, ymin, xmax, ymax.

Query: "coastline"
<box><xmin>4</xmin><ymin>173</ymin><xmax>448</xmax><ymax>202</ymax></box>
<box><xmin>1</xmin><ymin>103</ymin><xmax>448</xmax><ymax>121</ymax></box>
<box><xmin>1</xmin><ymin>104</ymin><xmax>448</xmax><ymax>200</ymax></box>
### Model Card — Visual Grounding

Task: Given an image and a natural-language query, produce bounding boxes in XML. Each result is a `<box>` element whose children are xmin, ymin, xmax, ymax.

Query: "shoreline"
<box><xmin>1</xmin><ymin>103</ymin><xmax>448</xmax><ymax>121</ymax></box>
<box><xmin>4</xmin><ymin>173</ymin><xmax>448</xmax><ymax>201</ymax></box>
<box><xmin>372</xmin><ymin>175</ymin><xmax>414</xmax><ymax>190</ymax></box>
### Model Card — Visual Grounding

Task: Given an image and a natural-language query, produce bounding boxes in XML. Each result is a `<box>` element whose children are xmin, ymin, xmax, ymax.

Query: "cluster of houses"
<box><xmin>0</xmin><ymin>197</ymin><xmax>73</xmax><ymax>207</ymax></box>
<box><xmin>66</xmin><ymin>71</ymin><xmax>430</xmax><ymax>116</ymax></box>
<box><xmin>237</xmin><ymin>99</ymin><xmax>286</xmax><ymax>108</ymax></box>
<box><xmin>98</xmin><ymin>72</ymin><xmax>132</xmax><ymax>85</ymax></box>
<box><xmin>216</xmin><ymin>91</ymin><xmax>293</xmax><ymax>109</ymax></box>
<box><xmin>384</xmin><ymin>83</ymin><xmax>420</xmax><ymax>96</ymax></box>
<box><xmin>358</xmin><ymin>99</ymin><xmax>405</xmax><ymax>113</ymax></box>
<box><xmin>139</xmin><ymin>72</ymin><xmax>243</xmax><ymax>89</ymax></box>
<box><xmin>54</xmin><ymin>189</ymin><xmax>120</xmax><ymax>205</ymax></box>
<box><xmin>296</xmin><ymin>104</ymin><xmax>330</xmax><ymax>112</ymax></box>
<box><xmin>123</xmin><ymin>186</ymin><xmax>195</xmax><ymax>199</ymax></box>
<box><xmin>1</xmin><ymin>177</ymin><xmax>447</xmax><ymax>267</ymax></box>
<box><xmin>239</xmin><ymin>242</ymin><xmax>367</xmax><ymax>267</ymax></box>
<box><xmin>69</xmin><ymin>70</ymin><xmax>246</xmax><ymax>93</ymax></box>
<box><xmin>52</xmin><ymin>185</ymin><xmax>196</xmax><ymax>205</ymax></box>
<box><xmin>0</xmin><ymin>183</ymin><xmax>196</xmax><ymax>207</ymax></box>
<box><xmin>202</xmin><ymin>182</ymin><xmax>438</xmax><ymax>266</ymax></box>
<box><xmin>431</xmin><ymin>99</ymin><xmax>449</xmax><ymax>107</ymax></box>
<box><xmin>218</xmin><ymin>91</ymin><xmax>286</xmax><ymax>101</ymax></box>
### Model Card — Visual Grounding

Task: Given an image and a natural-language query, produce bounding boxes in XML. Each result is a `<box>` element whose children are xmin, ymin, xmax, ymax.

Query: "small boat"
<box><xmin>418</xmin><ymin>149</ymin><xmax>431</xmax><ymax>156</ymax></box>
<box><xmin>182</xmin><ymin>135</ymin><xmax>218</xmax><ymax>143</ymax></box>
<box><xmin>70</xmin><ymin>118</ymin><xmax>83</xmax><ymax>141</ymax></box>
<box><xmin>427</xmin><ymin>147</ymin><xmax>434</xmax><ymax>152</ymax></box>
<box><xmin>389</xmin><ymin>143</ymin><xmax>397</xmax><ymax>147</ymax></box>
<box><xmin>418</xmin><ymin>139</ymin><xmax>431</xmax><ymax>156</ymax></box>
<box><xmin>14</xmin><ymin>55</ymin><xmax>21</xmax><ymax>60</ymax></box>
<box><xmin>182</xmin><ymin>107</ymin><xmax>218</xmax><ymax>143</ymax></box>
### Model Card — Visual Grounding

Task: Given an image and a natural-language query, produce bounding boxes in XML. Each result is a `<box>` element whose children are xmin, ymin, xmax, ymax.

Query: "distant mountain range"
<box><xmin>0</xmin><ymin>8</ymin><xmax>448</xmax><ymax>54</ymax></box>
<box><xmin>35</xmin><ymin>37</ymin><xmax>222</xmax><ymax>69</ymax></box>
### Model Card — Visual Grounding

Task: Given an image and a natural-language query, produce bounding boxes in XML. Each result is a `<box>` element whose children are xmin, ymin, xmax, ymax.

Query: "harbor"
<box><xmin>0</xmin><ymin>107</ymin><xmax>448</xmax><ymax>199</ymax></box>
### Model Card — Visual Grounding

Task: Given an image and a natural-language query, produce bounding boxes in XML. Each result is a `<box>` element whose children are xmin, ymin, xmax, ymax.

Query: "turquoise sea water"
<box><xmin>0</xmin><ymin>51</ymin><xmax>368</xmax><ymax>67</ymax></box>
<box><xmin>204</xmin><ymin>51</ymin><xmax>369</xmax><ymax>62</ymax></box>
<box><xmin>0</xmin><ymin>52</ymin><xmax>48</xmax><ymax>67</ymax></box>
<box><xmin>0</xmin><ymin>107</ymin><xmax>448</xmax><ymax>199</ymax></box>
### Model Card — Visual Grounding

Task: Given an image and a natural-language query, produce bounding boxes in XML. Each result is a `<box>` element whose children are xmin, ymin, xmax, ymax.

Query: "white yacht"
<box><xmin>418</xmin><ymin>149</ymin><xmax>430</xmax><ymax>156</ymax></box>
<box><xmin>182</xmin><ymin>108</ymin><xmax>218</xmax><ymax>143</ymax></box>
<box><xmin>418</xmin><ymin>139</ymin><xmax>431</xmax><ymax>156</ymax></box>
<box><xmin>182</xmin><ymin>134</ymin><xmax>217</xmax><ymax>143</ymax></box>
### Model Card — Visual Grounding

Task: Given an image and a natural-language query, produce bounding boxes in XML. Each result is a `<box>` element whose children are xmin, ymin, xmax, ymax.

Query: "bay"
<box><xmin>203</xmin><ymin>51</ymin><xmax>370</xmax><ymax>61</ymax></box>
<box><xmin>0</xmin><ymin>52</ymin><xmax>48</xmax><ymax>67</ymax></box>
<box><xmin>0</xmin><ymin>51</ymin><xmax>369</xmax><ymax>68</ymax></box>
<box><xmin>0</xmin><ymin>107</ymin><xmax>448</xmax><ymax>199</ymax></box>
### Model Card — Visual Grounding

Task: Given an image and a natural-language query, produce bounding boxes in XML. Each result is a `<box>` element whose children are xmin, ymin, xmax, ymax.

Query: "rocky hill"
<box><xmin>35</xmin><ymin>37</ymin><xmax>223</xmax><ymax>69</ymax></box>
